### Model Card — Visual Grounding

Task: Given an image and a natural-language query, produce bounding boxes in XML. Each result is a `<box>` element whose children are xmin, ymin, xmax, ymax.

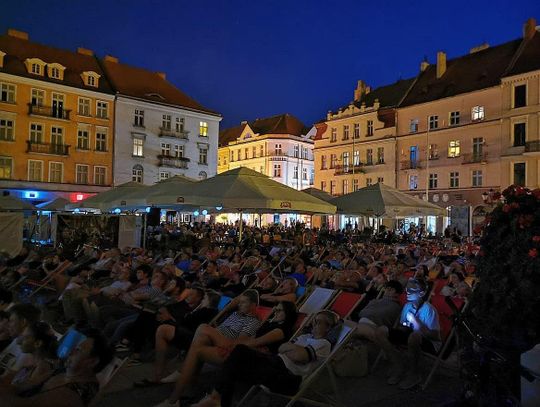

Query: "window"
<box><xmin>302</xmin><ymin>147</ymin><xmax>308</xmax><ymax>159</ymax></box>
<box><xmin>51</xmin><ymin>126</ymin><xmax>64</xmax><ymax>145</ymax></box>
<box><xmin>366</xmin><ymin>149</ymin><xmax>373</xmax><ymax>165</ymax></box>
<box><xmin>409</xmin><ymin>175</ymin><xmax>418</xmax><ymax>190</ymax></box>
<box><xmin>0</xmin><ymin>119</ymin><xmax>14</xmax><ymax>141</ymax></box>
<box><xmin>77</xmin><ymin>129</ymin><xmax>90</xmax><ymax>150</ymax></box>
<box><xmin>342</xmin><ymin>151</ymin><xmax>350</xmax><ymax>171</ymax></box>
<box><xmin>159</xmin><ymin>171</ymin><xmax>170</xmax><ymax>181</ymax></box>
<box><xmin>513</xmin><ymin>163</ymin><xmax>526</xmax><ymax>186</ymax></box>
<box><xmin>252</xmin><ymin>146</ymin><xmax>257</xmax><ymax>158</ymax></box>
<box><xmin>321</xmin><ymin>155</ymin><xmax>327</xmax><ymax>170</ymax></box>
<box><xmin>472</xmin><ymin>170</ymin><xmax>483</xmax><ymax>187</ymax></box>
<box><xmin>330</xmin><ymin>154</ymin><xmax>337</xmax><ymax>169</ymax></box>
<box><xmin>52</xmin><ymin>93</ymin><xmax>65</xmax><ymax>118</ymax></box>
<box><xmin>132</xmin><ymin>164</ymin><xmax>143</xmax><ymax>183</ymax></box>
<box><xmin>199</xmin><ymin>147</ymin><xmax>208</xmax><ymax>164</ymax></box>
<box><xmin>514</xmin><ymin>84</ymin><xmax>526</xmax><ymax>108</ymax></box>
<box><xmin>161</xmin><ymin>143</ymin><xmax>171</xmax><ymax>156</ymax></box>
<box><xmin>198</xmin><ymin>171</ymin><xmax>207</xmax><ymax>180</ymax></box>
<box><xmin>31</xmin><ymin>63</ymin><xmax>42</xmax><ymax>75</ymax></box>
<box><xmin>96</xmin><ymin>101</ymin><xmax>108</xmax><ymax>119</ymax></box>
<box><xmin>448</xmin><ymin>140</ymin><xmax>461</xmax><ymax>157</ymax></box>
<box><xmin>87</xmin><ymin>75</ymin><xmax>95</xmax><ymax>87</ymax></box>
<box><xmin>354</xmin><ymin>123</ymin><xmax>360</xmax><ymax>139</ymax></box>
<box><xmin>429</xmin><ymin>144</ymin><xmax>439</xmax><ymax>159</ymax></box>
<box><xmin>343</xmin><ymin>179</ymin><xmax>349</xmax><ymax>194</ymax></box>
<box><xmin>353</xmin><ymin>179</ymin><xmax>359</xmax><ymax>191</ymax></box>
<box><xmin>429</xmin><ymin>115</ymin><xmax>438</xmax><ymax>129</ymax></box>
<box><xmin>472</xmin><ymin>137</ymin><xmax>484</xmax><ymax>158</ymax></box>
<box><xmin>260</xmin><ymin>145</ymin><xmax>264</xmax><ymax>157</ymax></box>
<box><xmin>343</xmin><ymin>125</ymin><xmax>349</xmax><ymax>140</ymax></box>
<box><xmin>174</xmin><ymin>145</ymin><xmax>184</xmax><ymax>158</ymax></box>
<box><xmin>377</xmin><ymin>177</ymin><xmax>384</xmax><ymax>184</ymax></box>
<box><xmin>50</xmin><ymin>67</ymin><xmax>60</xmax><ymax>79</ymax></box>
<box><xmin>162</xmin><ymin>115</ymin><xmax>171</xmax><ymax>130</ymax></box>
<box><xmin>29</xmin><ymin>123</ymin><xmax>43</xmax><ymax>143</ymax></box>
<box><xmin>273</xmin><ymin>164</ymin><xmax>281</xmax><ymax>177</ymax></box>
<box><xmin>450</xmin><ymin>172</ymin><xmax>459</xmax><ymax>188</ymax></box>
<box><xmin>31</xmin><ymin>89</ymin><xmax>44</xmax><ymax>106</ymax></box>
<box><xmin>472</xmin><ymin>106</ymin><xmax>485</xmax><ymax>121</ymax></box>
<box><xmin>0</xmin><ymin>83</ymin><xmax>15</xmax><ymax>103</ymax></box>
<box><xmin>244</xmin><ymin>148</ymin><xmax>249</xmax><ymax>160</ymax></box>
<box><xmin>275</xmin><ymin>143</ymin><xmax>282</xmax><ymax>155</ymax></box>
<box><xmin>0</xmin><ymin>157</ymin><xmax>13</xmax><ymax>179</ymax></box>
<box><xmin>28</xmin><ymin>160</ymin><xmax>43</xmax><ymax>181</ymax></box>
<box><xmin>310</xmin><ymin>169</ymin><xmax>314</xmax><ymax>184</ymax></box>
<box><xmin>449</xmin><ymin>111</ymin><xmax>460</xmax><ymax>126</ymax></box>
<box><xmin>133</xmin><ymin>138</ymin><xmax>144</xmax><ymax>157</ymax></box>
<box><xmin>230</xmin><ymin>151</ymin><xmax>234</xmax><ymax>162</ymax></box>
<box><xmin>94</xmin><ymin>166</ymin><xmax>106</xmax><ymax>185</ymax></box>
<box><xmin>366</xmin><ymin>177</ymin><xmax>373</xmax><ymax>187</ymax></box>
<box><xmin>76</xmin><ymin>164</ymin><xmax>89</xmax><ymax>184</ymax></box>
<box><xmin>95</xmin><ymin>130</ymin><xmax>107</xmax><ymax>152</ymax></box>
<box><xmin>410</xmin><ymin>119</ymin><xmax>419</xmax><ymax>133</ymax></box>
<box><xmin>429</xmin><ymin>173</ymin><xmax>438</xmax><ymax>189</ymax></box>
<box><xmin>353</xmin><ymin>150</ymin><xmax>360</xmax><ymax>166</ymax></box>
<box><xmin>330</xmin><ymin>180</ymin><xmax>336</xmax><ymax>195</ymax></box>
<box><xmin>78</xmin><ymin>98</ymin><xmax>91</xmax><ymax>116</ymax></box>
<box><xmin>293</xmin><ymin>166</ymin><xmax>298</xmax><ymax>179</ymax></box>
<box><xmin>199</xmin><ymin>121</ymin><xmax>208</xmax><ymax>137</ymax></box>
<box><xmin>293</xmin><ymin>145</ymin><xmax>299</xmax><ymax>158</ymax></box>
<box><xmin>377</xmin><ymin>147</ymin><xmax>384</xmax><ymax>164</ymax></box>
<box><xmin>302</xmin><ymin>167</ymin><xmax>307</xmax><ymax>180</ymax></box>
<box><xmin>367</xmin><ymin>120</ymin><xmax>374</xmax><ymax>136</ymax></box>
<box><xmin>330</xmin><ymin>128</ymin><xmax>337</xmax><ymax>142</ymax></box>
<box><xmin>175</xmin><ymin>117</ymin><xmax>185</xmax><ymax>132</ymax></box>
<box><xmin>237</xmin><ymin>150</ymin><xmax>241</xmax><ymax>161</ymax></box>
<box><xmin>513</xmin><ymin>123</ymin><xmax>526</xmax><ymax>146</ymax></box>
<box><xmin>321</xmin><ymin>181</ymin><xmax>327</xmax><ymax>192</ymax></box>
<box><xmin>134</xmin><ymin>109</ymin><xmax>144</xmax><ymax>127</ymax></box>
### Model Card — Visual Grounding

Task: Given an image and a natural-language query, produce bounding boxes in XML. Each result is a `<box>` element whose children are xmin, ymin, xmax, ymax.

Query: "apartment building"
<box><xmin>0</xmin><ymin>29</ymin><xmax>115</xmax><ymax>204</ymax></box>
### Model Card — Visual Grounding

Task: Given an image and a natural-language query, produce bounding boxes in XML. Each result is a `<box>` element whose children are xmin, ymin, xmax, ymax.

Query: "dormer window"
<box><xmin>25</xmin><ymin>58</ymin><xmax>46</xmax><ymax>76</ymax></box>
<box><xmin>47</xmin><ymin>63</ymin><xmax>66</xmax><ymax>80</ymax></box>
<box><xmin>81</xmin><ymin>71</ymin><xmax>100</xmax><ymax>87</ymax></box>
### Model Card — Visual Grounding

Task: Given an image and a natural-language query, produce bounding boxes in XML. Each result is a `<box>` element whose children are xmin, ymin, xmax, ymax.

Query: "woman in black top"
<box><xmin>154</xmin><ymin>301</ymin><xmax>297</xmax><ymax>406</ymax></box>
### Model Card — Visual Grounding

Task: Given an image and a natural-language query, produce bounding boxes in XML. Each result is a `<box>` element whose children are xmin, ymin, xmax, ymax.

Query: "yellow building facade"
<box><xmin>0</xmin><ymin>29</ymin><xmax>114</xmax><ymax>204</ymax></box>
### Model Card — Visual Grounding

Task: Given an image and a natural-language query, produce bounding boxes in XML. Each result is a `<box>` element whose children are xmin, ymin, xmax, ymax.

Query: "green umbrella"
<box><xmin>69</xmin><ymin>181</ymin><xmax>148</xmax><ymax>212</ymax></box>
<box><xmin>0</xmin><ymin>195</ymin><xmax>36</xmax><ymax>211</ymax></box>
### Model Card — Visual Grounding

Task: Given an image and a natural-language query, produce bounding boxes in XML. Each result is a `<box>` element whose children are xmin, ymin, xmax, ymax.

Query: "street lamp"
<box><xmin>481</xmin><ymin>188</ymin><xmax>496</xmax><ymax>206</ymax></box>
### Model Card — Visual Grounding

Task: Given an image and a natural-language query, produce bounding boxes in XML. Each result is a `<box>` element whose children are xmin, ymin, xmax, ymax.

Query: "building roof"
<box><xmin>100</xmin><ymin>58</ymin><xmax>220</xmax><ymax>116</ymax></box>
<box><xmin>219</xmin><ymin>113</ymin><xmax>309</xmax><ymax>147</ymax></box>
<box><xmin>0</xmin><ymin>32</ymin><xmax>114</xmax><ymax>94</ymax></box>
<box><xmin>400</xmin><ymin>38</ymin><xmax>522</xmax><ymax>107</ymax></box>
<box><xmin>505</xmin><ymin>30</ymin><xmax>540</xmax><ymax>77</ymax></box>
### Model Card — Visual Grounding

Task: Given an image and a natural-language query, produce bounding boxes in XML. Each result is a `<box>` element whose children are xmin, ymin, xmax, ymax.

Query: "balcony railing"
<box><xmin>159</xmin><ymin>127</ymin><xmax>190</xmax><ymax>139</ymax></box>
<box><xmin>28</xmin><ymin>104</ymin><xmax>71</xmax><ymax>120</ymax></box>
<box><xmin>462</xmin><ymin>152</ymin><xmax>488</xmax><ymax>164</ymax></box>
<box><xmin>157</xmin><ymin>155</ymin><xmax>190</xmax><ymax>169</ymax></box>
<box><xmin>525</xmin><ymin>141</ymin><xmax>540</xmax><ymax>153</ymax></box>
<box><xmin>400</xmin><ymin>160</ymin><xmax>421</xmax><ymax>170</ymax></box>
<box><xmin>334</xmin><ymin>164</ymin><xmax>365</xmax><ymax>175</ymax></box>
<box><xmin>27</xmin><ymin>141</ymin><xmax>70</xmax><ymax>155</ymax></box>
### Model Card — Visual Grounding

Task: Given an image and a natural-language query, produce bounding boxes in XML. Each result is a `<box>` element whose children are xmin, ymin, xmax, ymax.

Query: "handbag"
<box><xmin>331</xmin><ymin>339</ymin><xmax>369</xmax><ymax>377</ymax></box>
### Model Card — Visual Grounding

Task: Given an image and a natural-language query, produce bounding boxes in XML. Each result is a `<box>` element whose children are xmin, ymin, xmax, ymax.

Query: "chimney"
<box><xmin>436</xmin><ymin>51</ymin><xmax>446</xmax><ymax>79</ymax></box>
<box><xmin>77</xmin><ymin>47</ymin><xmax>94</xmax><ymax>56</ymax></box>
<box><xmin>354</xmin><ymin>80</ymin><xmax>369</xmax><ymax>101</ymax></box>
<box><xmin>104</xmin><ymin>55</ymin><xmax>119</xmax><ymax>63</ymax></box>
<box><xmin>523</xmin><ymin>17</ymin><xmax>537</xmax><ymax>40</ymax></box>
<box><xmin>7</xmin><ymin>29</ymin><xmax>28</xmax><ymax>40</ymax></box>
<box><xmin>0</xmin><ymin>51</ymin><xmax>5</xmax><ymax>68</ymax></box>
<box><xmin>420</xmin><ymin>59</ymin><xmax>429</xmax><ymax>72</ymax></box>
<box><xmin>469</xmin><ymin>43</ymin><xmax>489</xmax><ymax>54</ymax></box>
<box><xmin>240</xmin><ymin>120</ymin><xmax>248</xmax><ymax>125</ymax></box>
<box><xmin>156</xmin><ymin>72</ymin><xmax>166</xmax><ymax>80</ymax></box>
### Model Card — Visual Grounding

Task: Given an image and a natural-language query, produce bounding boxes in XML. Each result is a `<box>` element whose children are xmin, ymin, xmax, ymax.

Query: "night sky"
<box><xmin>2</xmin><ymin>0</ymin><xmax>538</xmax><ymax>129</ymax></box>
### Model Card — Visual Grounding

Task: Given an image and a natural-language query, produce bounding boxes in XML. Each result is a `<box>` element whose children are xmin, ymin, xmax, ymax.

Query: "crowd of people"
<box><xmin>0</xmin><ymin>222</ymin><xmax>477</xmax><ymax>406</ymax></box>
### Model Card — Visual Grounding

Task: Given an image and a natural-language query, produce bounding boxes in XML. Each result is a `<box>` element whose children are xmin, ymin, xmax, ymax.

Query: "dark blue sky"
<box><xmin>2</xmin><ymin>0</ymin><xmax>538</xmax><ymax>129</ymax></box>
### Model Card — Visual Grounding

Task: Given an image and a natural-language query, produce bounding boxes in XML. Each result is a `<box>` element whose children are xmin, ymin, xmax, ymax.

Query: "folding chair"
<box><xmin>328</xmin><ymin>291</ymin><xmax>363</xmax><ymax>319</ymax></box>
<box><xmin>298</xmin><ymin>287</ymin><xmax>338</xmax><ymax>315</ymax></box>
<box><xmin>431</xmin><ymin>278</ymin><xmax>448</xmax><ymax>296</ymax></box>
<box><xmin>28</xmin><ymin>260</ymin><xmax>72</xmax><ymax>297</ymax></box>
<box><xmin>90</xmin><ymin>356</ymin><xmax>128</xmax><ymax>407</ymax></box>
<box><xmin>255</xmin><ymin>306</ymin><xmax>273</xmax><ymax>322</ymax></box>
<box><xmin>422</xmin><ymin>294</ymin><xmax>466</xmax><ymax>389</ymax></box>
<box><xmin>238</xmin><ymin>319</ymin><xmax>356</xmax><ymax>407</ymax></box>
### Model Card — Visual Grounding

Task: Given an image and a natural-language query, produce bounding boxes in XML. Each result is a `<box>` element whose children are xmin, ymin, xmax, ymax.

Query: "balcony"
<box><xmin>334</xmin><ymin>164</ymin><xmax>365</xmax><ymax>175</ymax></box>
<box><xmin>27</xmin><ymin>141</ymin><xmax>70</xmax><ymax>155</ymax></box>
<box><xmin>267</xmin><ymin>151</ymin><xmax>288</xmax><ymax>161</ymax></box>
<box><xmin>525</xmin><ymin>141</ymin><xmax>540</xmax><ymax>153</ymax></box>
<box><xmin>28</xmin><ymin>104</ymin><xmax>71</xmax><ymax>120</ymax></box>
<box><xmin>159</xmin><ymin>127</ymin><xmax>189</xmax><ymax>140</ymax></box>
<box><xmin>400</xmin><ymin>160</ymin><xmax>421</xmax><ymax>170</ymax></box>
<box><xmin>158</xmin><ymin>155</ymin><xmax>190</xmax><ymax>169</ymax></box>
<box><xmin>462</xmin><ymin>152</ymin><xmax>488</xmax><ymax>164</ymax></box>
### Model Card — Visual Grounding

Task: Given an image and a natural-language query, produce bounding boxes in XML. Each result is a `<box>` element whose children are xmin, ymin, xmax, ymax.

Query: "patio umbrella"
<box><xmin>0</xmin><ymin>195</ymin><xmax>36</xmax><ymax>211</ymax></box>
<box><xmin>137</xmin><ymin>175</ymin><xmax>198</xmax><ymax>208</ymax></box>
<box><xmin>331</xmin><ymin>183</ymin><xmax>446</xmax><ymax>217</ymax></box>
<box><xmin>36</xmin><ymin>197</ymin><xmax>70</xmax><ymax>211</ymax></box>
<box><xmin>301</xmin><ymin>187</ymin><xmax>334</xmax><ymax>203</ymax></box>
<box><xmin>69</xmin><ymin>181</ymin><xmax>148</xmax><ymax>212</ymax></box>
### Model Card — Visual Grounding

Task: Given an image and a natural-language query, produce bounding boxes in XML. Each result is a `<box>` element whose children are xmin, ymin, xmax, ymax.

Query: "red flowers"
<box><xmin>529</xmin><ymin>248</ymin><xmax>538</xmax><ymax>258</ymax></box>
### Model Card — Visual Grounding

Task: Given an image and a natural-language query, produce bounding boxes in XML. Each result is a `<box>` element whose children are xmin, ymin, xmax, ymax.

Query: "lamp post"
<box><xmin>481</xmin><ymin>188</ymin><xmax>498</xmax><ymax>207</ymax></box>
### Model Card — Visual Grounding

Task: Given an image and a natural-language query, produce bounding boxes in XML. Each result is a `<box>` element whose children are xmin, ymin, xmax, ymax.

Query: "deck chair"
<box><xmin>237</xmin><ymin>319</ymin><xmax>356</xmax><ymax>407</ymax></box>
<box><xmin>90</xmin><ymin>356</ymin><xmax>128</xmax><ymax>407</ymax></box>
<box><xmin>298</xmin><ymin>287</ymin><xmax>337</xmax><ymax>315</ymax></box>
<box><xmin>255</xmin><ymin>306</ymin><xmax>274</xmax><ymax>322</ymax></box>
<box><xmin>431</xmin><ymin>278</ymin><xmax>448</xmax><ymax>296</ymax></box>
<box><xmin>28</xmin><ymin>260</ymin><xmax>72</xmax><ymax>297</ymax></box>
<box><xmin>328</xmin><ymin>291</ymin><xmax>363</xmax><ymax>319</ymax></box>
<box><xmin>421</xmin><ymin>294</ymin><xmax>466</xmax><ymax>389</ymax></box>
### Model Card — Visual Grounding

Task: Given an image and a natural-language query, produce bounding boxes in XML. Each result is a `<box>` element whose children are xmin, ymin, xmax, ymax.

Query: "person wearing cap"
<box><xmin>373</xmin><ymin>279</ymin><xmax>440</xmax><ymax>390</ymax></box>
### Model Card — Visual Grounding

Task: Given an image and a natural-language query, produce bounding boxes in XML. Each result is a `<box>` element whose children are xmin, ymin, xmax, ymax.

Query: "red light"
<box><xmin>76</xmin><ymin>194</ymin><xmax>84</xmax><ymax>201</ymax></box>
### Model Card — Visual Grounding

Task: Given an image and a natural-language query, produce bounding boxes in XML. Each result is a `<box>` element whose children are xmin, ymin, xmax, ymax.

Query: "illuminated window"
<box><xmin>472</xmin><ymin>106</ymin><xmax>484</xmax><ymax>121</ymax></box>
<box><xmin>0</xmin><ymin>157</ymin><xmax>13</xmax><ymax>179</ymax></box>
<box><xmin>448</xmin><ymin>140</ymin><xmax>460</xmax><ymax>157</ymax></box>
<box><xmin>199</xmin><ymin>121</ymin><xmax>208</xmax><ymax>137</ymax></box>
<box><xmin>133</xmin><ymin>138</ymin><xmax>144</xmax><ymax>157</ymax></box>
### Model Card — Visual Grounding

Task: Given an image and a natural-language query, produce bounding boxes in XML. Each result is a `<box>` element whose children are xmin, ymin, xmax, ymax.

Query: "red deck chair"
<box><xmin>431</xmin><ymin>279</ymin><xmax>448</xmax><ymax>296</ymax></box>
<box><xmin>328</xmin><ymin>292</ymin><xmax>363</xmax><ymax>319</ymax></box>
<box><xmin>255</xmin><ymin>306</ymin><xmax>273</xmax><ymax>322</ymax></box>
<box><xmin>294</xmin><ymin>312</ymin><xmax>307</xmax><ymax>331</ymax></box>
